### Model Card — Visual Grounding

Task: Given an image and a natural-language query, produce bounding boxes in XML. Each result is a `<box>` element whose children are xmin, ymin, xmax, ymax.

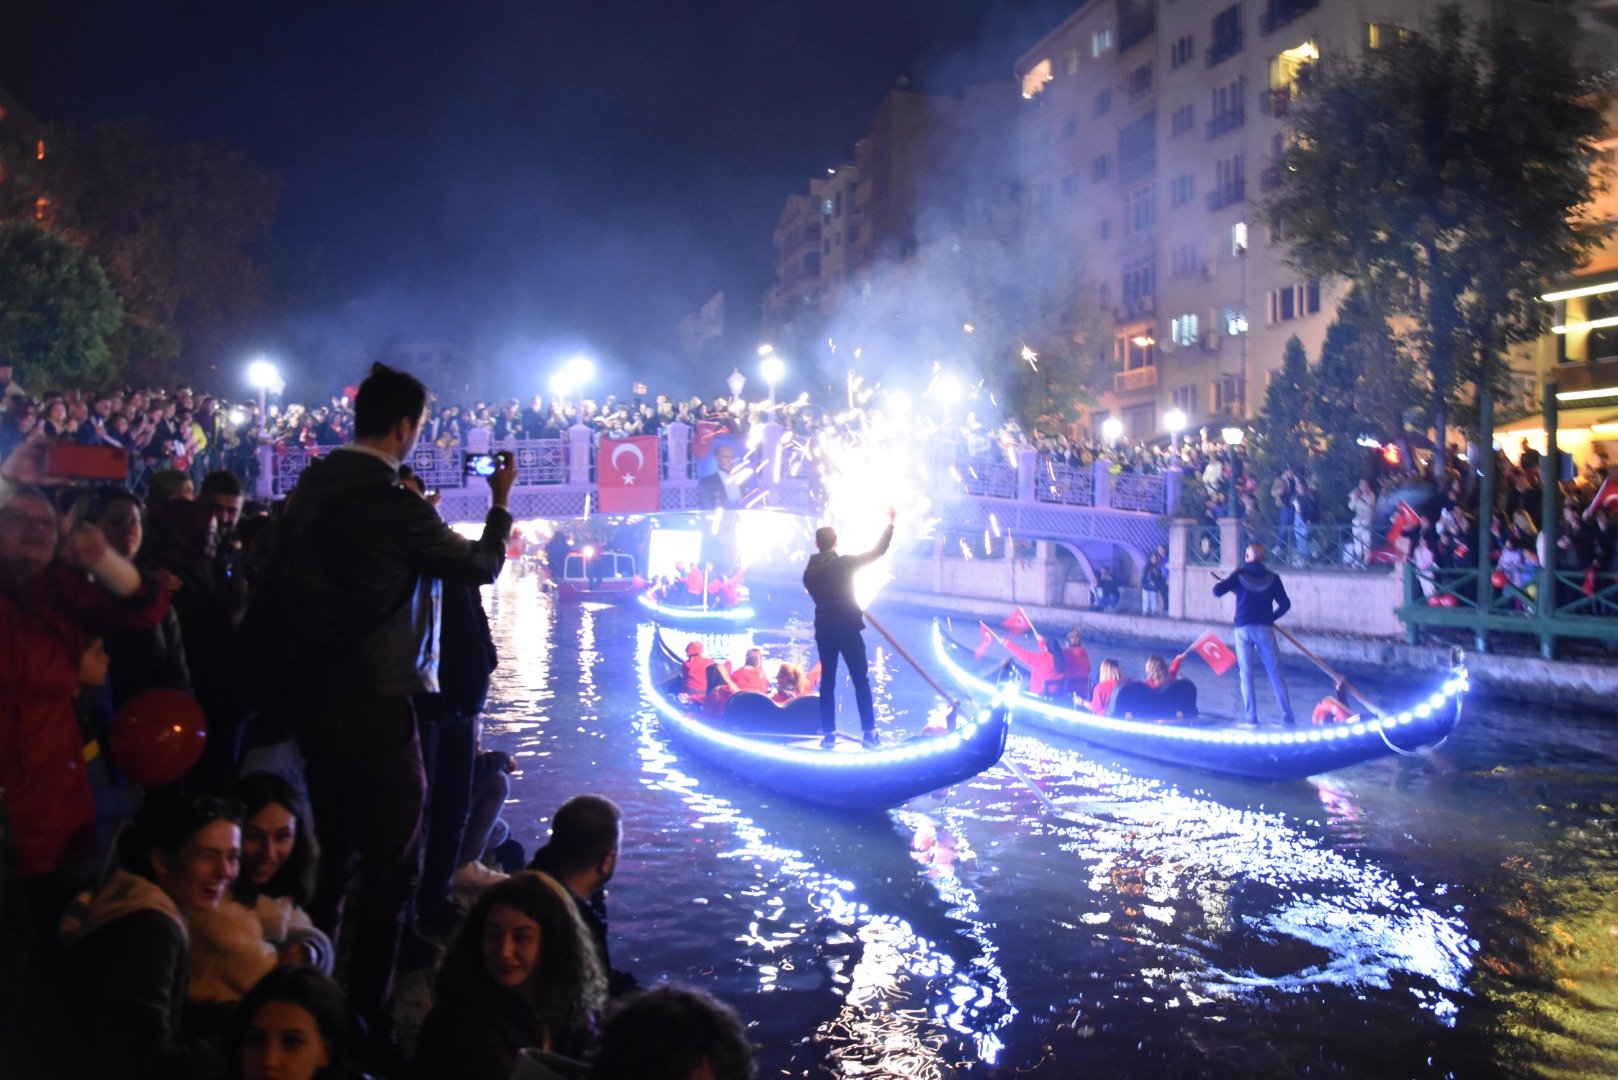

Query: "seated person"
<box><xmin>591</xmin><ymin>984</ymin><xmax>757</xmax><ymax>1080</ymax></box>
<box><xmin>227</xmin><ymin>966</ymin><xmax>352</xmax><ymax>1080</ymax></box>
<box><xmin>1142</xmin><ymin>654</ymin><xmax>1184</xmax><ymax>690</ymax></box>
<box><xmin>772</xmin><ymin>662</ymin><xmax>807</xmax><ymax>703</ymax></box>
<box><xmin>229</xmin><ymin>773</ymin><xmax>332</xmax><ymax>975</ymax></box>
<box><xmin>1089</xmin><ymin>658</ymin><xmax>1125</xmax><ymax>715</ymax></box>
<box><xmin>702</xmin><ymin>663</ymin><xmax>738</xmax><ymax>718</ymax></box>
<box><xmin>680</xmin><ymin>642</ymin><xmax>712</xmax><ymax>696</ymax></box>
<box><xmin>1090</xmin><ymin>570</ymin><xmax>1120</xmax><ymax>612</ymax></box>
<box><xmin>1059</xmin><ymin>628</ymin><xmax>1092</xmax><ymax>696</ymax></box>
<box><xmin>996</xmin><ymin>629</ymin><xmax>1062</xmax><ymax>697</ymax></box>
<box><xmin>730</xmin><ymin>648</ymin><xmax>770</xmax><ymax>693</ymax></box>
<box><xmin>60</xmin><ymin>793</ymin><xmax>244</xmax><ymax>1079</ymax></box>
<box><xmin>414</xmin><ymin>873</ymin><xmax>606</xmax><ymax>1079</ymax></box>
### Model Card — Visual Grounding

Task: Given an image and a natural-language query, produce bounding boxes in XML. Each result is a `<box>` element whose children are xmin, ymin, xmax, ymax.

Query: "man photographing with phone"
<box><xmin>245</xmin><ymin>361</ymin><xmax>516</xmax><ymax>1065</ymax></box>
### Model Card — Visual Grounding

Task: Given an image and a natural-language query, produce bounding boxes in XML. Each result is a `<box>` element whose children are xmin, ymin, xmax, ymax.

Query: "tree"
<box><xmin>1264</xmin><ymin>5</ymin><xmax>1608</xmax><ymax>453</ymax></box>
<box><xmin>1253</xmin><ymin>334</ymin><xmax>1312</xmax><ymax>480</ymax></box>
<box><xmin>0</xmin><ymin>220</ymin><xmax>123</xmax><ymax>387</ymax></box>
<box><xmin>44</xmin><ymin>118</ymin><xmax>279</xmax><ymax>384</ymax></box>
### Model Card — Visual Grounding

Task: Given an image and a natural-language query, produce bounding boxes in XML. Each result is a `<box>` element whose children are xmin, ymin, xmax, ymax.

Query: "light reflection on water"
<box><xmin>479</xmin><ymin>575</ymin><xmax>1618</xmax><ymax>1077</ymax></box>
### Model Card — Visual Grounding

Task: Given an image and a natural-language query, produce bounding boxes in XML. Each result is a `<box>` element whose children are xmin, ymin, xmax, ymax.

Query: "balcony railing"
<box><xmin>1260</xmin><ymin>86</ymin><xmax>1291</xmax><ymax>116</ymax></box>
<box><xmin>1114</xmin><ymin>364</ymin><xmax>1159</xmax><ymax>394</ymax></box>
<box><xmin>1206</xmin><ymin>180</ymin><xmax>1246</xmax><ymax>210</ymax></box>
<box><xmin>1207</xmin><ymin>33</ymin><xmax>1243</xmax><ymax>68</ymax></box>
<box><xmin>1206</xmin><ymin>108</ymin><xmax>1246</xmax><ymax>140</ymax></box>
<box><xmin>1261</xmin><ymin>0</ymin><xmax>1320</xmax><ymax>35</ymax></box>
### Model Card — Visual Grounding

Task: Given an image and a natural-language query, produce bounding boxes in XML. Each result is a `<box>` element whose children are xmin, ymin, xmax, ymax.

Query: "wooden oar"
<box><xmin>865</xmin><ymin>612</ymin><xmax>1067</xmax><ymax>818</ymax></box>
<box><xmin>1272</xmin><ymin>624</ymin><xmax>1387</xmax><ymax>718</ymax></box>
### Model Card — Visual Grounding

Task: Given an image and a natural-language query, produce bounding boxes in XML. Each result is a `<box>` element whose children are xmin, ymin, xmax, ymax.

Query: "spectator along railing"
<box><xmin>1398</xmin><ymin>563</ymin><xmax>1618</xmax><ymax>658</ymax></box>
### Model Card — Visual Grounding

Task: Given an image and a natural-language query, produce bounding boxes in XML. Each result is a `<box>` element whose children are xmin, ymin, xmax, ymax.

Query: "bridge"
<box><xmin>266</xmin><ymin>423</ymin><xmax>1174</xmax><ymax>569</ymax></box>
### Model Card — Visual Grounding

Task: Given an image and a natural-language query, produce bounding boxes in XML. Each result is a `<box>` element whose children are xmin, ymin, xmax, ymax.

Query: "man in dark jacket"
<box><xmin>1212</xmin><ymin>542</ymin><xmax>1295</xmax><ymax>725</ymax></box>
<box><xmin>251</xmin><ymin>361</ymin><xmax>515</xmax><ymax>1047</ymax></box>
<box><xmin>527</xmin><ymin>794</ymin><xmax>638</xmax><ymax>998</ymax></box>
<box><xmin>801</xmin><ymin>508</ymin><xmax>895</xmax><ymax>747</ymax></box>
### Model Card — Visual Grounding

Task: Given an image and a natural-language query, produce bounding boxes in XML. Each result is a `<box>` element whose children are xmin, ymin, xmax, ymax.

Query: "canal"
<box><xmin>475</xmin><ymin>572</ymin><xmax>1618</xmax><ymax>1078</ymax></box>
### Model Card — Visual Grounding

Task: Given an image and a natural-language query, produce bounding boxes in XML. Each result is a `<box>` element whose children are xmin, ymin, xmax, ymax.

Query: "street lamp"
<box><xmin>1164</xmin><ymin>407</ymin><xmax>1187</xmax><ymax>454</ymax></box>
<box><xmin>726</xmin><ymin>368</ymin><xmax>746</xmax><ymax>405</ymax></box>
<box><xmin>1222</xmin><ymin>425</ymin><xmax>1245</xmax><ymax>519</ymax></box>
<box><xmin>561</xmin><ymin>354</ymin><xmax>594</xmax><ymax>423</ymax></box>
<box><xmin>1101</xmin><ymin>416</ymin><xmax>1124</xmax><ymax>448</ymax></box>
<box><xmin>246</xmin><ymin>358</ymin><xmax>280</xmax><ymax>439</ymax></box>
<box><xmin>760</xmin><ymin>353</ymin><xmax>785</xmax><ymax>409</ymax></box>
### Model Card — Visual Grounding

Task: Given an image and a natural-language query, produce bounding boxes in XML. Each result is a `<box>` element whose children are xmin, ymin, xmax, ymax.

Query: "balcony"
<box><xmin>1259</xmin><ymin>164</ymin><xmax>1285</xmax><ymax>191</ymax></box>
<box><xmin>1261</xmin><ymin>0</ymin><xmax>1320</xmax><ymax>35</ymax></box>
<box><xmin>1207</xmin><ymin>33</ymin><xmax>1243</xmax><ymax>68</ymax></box>
<box><xmin>1260</xmin><ymin>86</ymin><xmax>1290</xmax><ymax>116</ymax></box>
<box><xmin>1115</xmin><ymin>364</ymin><xmax>1159</xmax><ymax>394</ymax></box>
<box><xmin>1206</xmin><ymin>108</ymin><xmax>1246</xmax><ymax>140</ymax></box>
<box><xmin>1115</xmin><ymin>295</ymin><xmax>1157</xmax><ymax>321</ymax></box>
<box><xmin>1207</xmin><ymin>180</ymin><xmax>1246</xmax><ymax>211</ymax></box>
<box><xmin>1118</xmin><ymin>9</ymin><xmax>1157</xmax><ymax>54</ymax></box>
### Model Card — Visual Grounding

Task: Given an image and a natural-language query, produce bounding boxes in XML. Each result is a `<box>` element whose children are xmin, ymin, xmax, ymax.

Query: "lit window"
<box><xmin>1021</xmin><ymin>58</ymin><xmax>1054</xmax><ymax>99</ymax></box>
<box><xmin>1092</xmin><ymin>27</ymin><xmax>1113</xmax><ymax>57</ymax></box>
<box><xmin>35</xmin><ymin>140</ymin><xmax>46</xmax><ymax>161</ymax></box>
<box><xmin>1231</xmin><ymin>221</ymin><xmax>1248</xmax><ymax>254</ymax></box>
<box><xmin>1268</xmin><ymin>41</ymin><xmax>1319</xmax><ymax>92</ymax></box>
<box><xmin>1171</xmin><ymin>313</ymin><xmax>1201</xmax><ymax>347</ymax></box>
<box><xmin>1366</xmin><ymin>23</ymin><xmax>1410</xmax><ymax>50</ymax></box>
<box><xmin>34</xmin><ymin>196</ymin><xmax>49</xmax><ymax>221</ymax></box>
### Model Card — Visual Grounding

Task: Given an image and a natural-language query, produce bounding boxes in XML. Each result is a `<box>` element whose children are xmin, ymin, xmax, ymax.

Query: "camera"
<box><xmin>463</xmin><ymin>450</ymin><xmax>511</xmax><ymax>478</ymax></box>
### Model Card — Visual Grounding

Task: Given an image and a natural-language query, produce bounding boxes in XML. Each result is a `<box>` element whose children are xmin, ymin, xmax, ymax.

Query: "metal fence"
<box><xmin>1110</xmin><ymin>472</ymin><xmax>1168</xmax><ymax>515</ymax></box>
<box><xmin>1242</xmin><ymin>523</ymin><xmax>1388</xmax><ymax>572</ymax></box>
<box><xmin>954</xmin><ymin>454</ymin><xmax>1018</xmax><ymax>499</ymax></box>
<box><xmin>1034</xmin><ymin>458</ymin><xmax>1096</xmax><ymax>507</ymax></box>
<box><xmin>1185</xmin><ymin>523</ymin><xmax>1223</xmax><ymax>566</ymax></box>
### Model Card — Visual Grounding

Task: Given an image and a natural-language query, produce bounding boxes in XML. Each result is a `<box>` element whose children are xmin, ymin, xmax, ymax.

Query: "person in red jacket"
<box><xmin>1</xmin><ymin>481</ymin><xmax>171</xmax><ymax>927</ymax></box>
<box><xmin>730</xmin><ymin>648</ymin><xmax>770</xmax><ymax>693</ymax></box>
<box><xmin>680</xmin><ymin>641</ymin><xmax>713</xmax><ymax>696</ymax></box>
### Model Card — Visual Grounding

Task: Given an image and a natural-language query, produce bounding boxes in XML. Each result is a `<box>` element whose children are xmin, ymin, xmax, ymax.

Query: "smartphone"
<box><xmin>464</xmin><ymin>453</ymin><xmax>496</xmax><ymax>477</ymax></box>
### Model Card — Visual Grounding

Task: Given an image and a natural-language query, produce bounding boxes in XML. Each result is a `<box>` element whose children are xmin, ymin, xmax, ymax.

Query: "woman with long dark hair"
<box><xmin>414</xmin><ymin>872</ymin><xmax>606</xmax><ymax>1079</ymax></box>
<box><xmin>228</xmin><ymin>966</ymin><xmax>353</xmax><ymax>1080</ymax></box>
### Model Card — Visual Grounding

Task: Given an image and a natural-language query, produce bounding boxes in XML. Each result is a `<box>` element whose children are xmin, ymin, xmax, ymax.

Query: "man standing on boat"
<box><xmin>1213</xmin><ymin>542</ymin><xmax>1296</xmax><ymax>726</ymax></box>
<box><xmin>802</xmin><ymin>507</ymin><xmax>895</xmax><ymax>748</ymax></box>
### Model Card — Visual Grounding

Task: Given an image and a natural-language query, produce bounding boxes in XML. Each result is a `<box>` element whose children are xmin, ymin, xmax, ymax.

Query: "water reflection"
<box><xmin>630</xmin><ymin>626</ymin><xmax>1014</xmax><ymax>1076</ymax></box>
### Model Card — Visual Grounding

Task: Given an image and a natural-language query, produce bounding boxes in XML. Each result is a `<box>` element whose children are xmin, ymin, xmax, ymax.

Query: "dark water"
<box><xmin>477</xmin><ymin>572</ymin><xmax>1618</xmax><ymax>1079</ymax></box>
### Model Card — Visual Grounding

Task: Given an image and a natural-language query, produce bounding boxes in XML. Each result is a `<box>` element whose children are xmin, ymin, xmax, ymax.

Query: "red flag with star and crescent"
<box><xmin>1188</xmin><ymin>631</ymin><xmax>1237</xmax><ymax>676</ymax></box>
<box><xmin>597</xmin><ymin>435</ymin><xmax>660</xmax><ymax>512</ymax></box>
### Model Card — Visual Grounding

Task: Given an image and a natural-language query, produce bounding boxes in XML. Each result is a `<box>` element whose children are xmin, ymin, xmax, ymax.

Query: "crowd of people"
<box><xmin>0</xmin><ymin>361</ymin><xmax>761</xmax><ymax>1080</ymax></box>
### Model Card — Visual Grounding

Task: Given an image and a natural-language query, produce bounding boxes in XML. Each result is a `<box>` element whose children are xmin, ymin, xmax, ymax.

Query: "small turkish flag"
<box><xmin>1584</xmin><ymin>565</ymin><xmax>1597</xmax><ymax>598</ymax></box>
<box><xmin>1189</xmin><ymin>631</ymin><xmax>1237</xmax><ymax>676</ymax></box>
<box><xmin>691</xmin><ymin>420</ymin><xmax>722</xmax><ymax>459</ymax></box>
<box><xmin>596</xmin><ymin>435</ymin><xmax>660</xmax><ymax>512</ymax></box>
<box><xmin>1002</xmin><ymin>606</ymin><xmax>1034</xmax><ymax>635</ymax></box>
<box><xmin>1386</xmin><ymin>501</ymin><xmax>1422</xmax><ymax>544</ymax></box>
<box><xmin>973</xmin><ymin>621</ymin><xmax>995</xmax><ymax>660</ymax></box>
<box><xmin>1584</xmin><ymin>474</ymin><xmax>1618</xmax><ymax>520</ymax></box>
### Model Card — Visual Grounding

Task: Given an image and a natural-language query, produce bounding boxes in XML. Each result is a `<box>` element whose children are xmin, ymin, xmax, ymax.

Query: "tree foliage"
<box><xmin>0</xmin><ymin>220</ymin><xmax>123</xmax><ymax>387</ymax></box>
<box><xmin>1264</xmin><ymin>5</ymin><xmax>1609</xmax><ymax>448</ymax></box>
<box><xmin>44</xmin><ymin>118</ymin><xmax>279</xmax><ymax>384</ymax></box>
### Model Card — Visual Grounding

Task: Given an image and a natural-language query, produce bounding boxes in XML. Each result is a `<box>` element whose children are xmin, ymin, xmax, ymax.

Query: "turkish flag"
<box><xmin>1188</xmin><ymin>631</ymin><xmax>1237</xmax><ymax>676</ymax></box>
<box><xmin>691</xmin><ymin>420</ymin><xmax>722</xmax><ymax>459</ymax></box>
<box><xmin>1002</xmin><ymin>606</ymin><xmax>1035</xmax><ymax>635</ymax></box>
<box><xmin>973</xmin><ymin>621</ymin><xmax>996</xmax><ymax>660</ymax></box>
<box><xmin>1386</xmin><ymin>501</ymin><xmax>1421</xmax><ymax>544</ymax></box>
<box><xmin>596</xmin><ymin>435</ymin><xmax>660</xmax><ymax>512</ymax></box>
<box><xmin>1584</xmin><ymin>565</ymin><xmax>1598</xmax><ymax>598</ymax></box>
<box><xmin>1584</xmin><ymin>474</ymin><xmax>1618</xmax><ymax>520</ymax></box>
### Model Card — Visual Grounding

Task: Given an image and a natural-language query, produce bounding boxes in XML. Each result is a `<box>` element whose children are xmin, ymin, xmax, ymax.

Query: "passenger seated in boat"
<box><xmin>1060</xmin><ymin>628</ymin><xmax>1092</xmax><ymax>696</ymax></box>
<box><xmin>772</xmin><ymin>662</ymin><xmax>808</xmax><ymax>703</ymax></box>
<box><xmin>702</xmin><ymin>664</ymin><xmax>738</xmax><ymax>718</ymax></box>
<box><xmin>1107</xmin><ymin>677</ymin><xmax>1200</xmax><ymax>721</ymax></box>
<box><xmin>731</xmin><ymin>648</ymin><xmax>770</xmax><ymax>693</ymax></box>
<box><xmin>1089</xmin><ymin>658</ymin><xmax>1126</xmax><ymax>714</ymax></box>
<box><xmin>1142</xmin><ymin>654</ymin><xmax>1184</xmax><ymax>689</ymax></box>
<box><xmin>998</xmin><ymin>629</ymin><xmax>1066</xmax><ymax>698</ymax></box>
<box><xmin>681</xmin><ymin>642</ymin><xmax>712</xmax><ymax>695</ymax></box>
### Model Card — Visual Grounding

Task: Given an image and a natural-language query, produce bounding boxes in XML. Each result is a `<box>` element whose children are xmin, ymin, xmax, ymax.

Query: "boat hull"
<box><xmin>636</xmin><ymin>593</ymin><xmax>757</xmax><ymax>629</ymax></box>
<box><xmin>642</xmin><ymin>632</ymin><xmax>1010</xmax><ymax>810</ymax></box>
<box><xmin>933</xmin><ymin>621</ymin><xmax>1464</xmax><ymax>782</ymax></box>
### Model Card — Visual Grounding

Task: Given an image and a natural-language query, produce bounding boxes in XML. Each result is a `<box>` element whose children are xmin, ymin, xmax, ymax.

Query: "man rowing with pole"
<box><xmin>1212</xmin><ymin>542</ymin><xmax>1296</xmax><ymax>726</ymax></box>
<box><xmin>802</xmin><ymin>507</ymin><xmax>895</xmax><ymax>748</ymax></box>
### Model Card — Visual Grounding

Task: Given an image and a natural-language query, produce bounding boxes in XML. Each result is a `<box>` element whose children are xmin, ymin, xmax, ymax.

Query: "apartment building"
<box><xmin>0</xmin><ymin>87</ymin><xmax>53</xmax><ymax>227</ymax></box>
<box><xmin>762</xmin><ymin>193</ymin><xmax>821</xmax><ymax>340</ymax></box>
<box><xmin>1015</xmin><ymin>0</ymin><xmax>1574</xmax><ymax>440</ymax></box>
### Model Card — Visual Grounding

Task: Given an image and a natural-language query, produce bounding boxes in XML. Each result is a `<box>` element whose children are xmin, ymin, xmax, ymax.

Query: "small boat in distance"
<box><xmin>932</xmin><ymin>620</ymin><xmax>1465</xmax><ymax>782</ymax></box>
<box><xmin>636</xmin><ymin>591</ymin><xmax>757</xmax><ymax>629</ymax></box>
<box><xmin>554</xmin><ymin>550</ymin><xmax>644</xmax><ymax>603</ymax></box>
<box><xmin>641</xmin><ymin>629</ymin><xmax>1011</xmax><ymax>810</ymax></box>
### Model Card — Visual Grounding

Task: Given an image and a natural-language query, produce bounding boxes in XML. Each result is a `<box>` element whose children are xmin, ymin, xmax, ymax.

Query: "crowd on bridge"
<box><xmin>0</xmin><ymin>360</ymin><xmax>764</xmax><ymax>1080</ymax></box>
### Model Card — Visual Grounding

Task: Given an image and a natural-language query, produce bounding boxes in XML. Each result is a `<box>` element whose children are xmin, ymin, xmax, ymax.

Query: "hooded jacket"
<box><xmin>1212</xmin><ymin>560</ymin><xmax>1292</xmax><ymax>627</ymax></box>
<box><xmin>60</xmin><ymin>870</ymin><xmax>222</xmax><ymax>1079</ymax></box>
<box><xmin>801</xmin><ymin>524</ymin><xmax>893</xmax><ymax>636</ymax></box>
<box><xmin>248</xmin><ymin>446</ymin><xmax>510</xmax><ymax>705</ymax></box>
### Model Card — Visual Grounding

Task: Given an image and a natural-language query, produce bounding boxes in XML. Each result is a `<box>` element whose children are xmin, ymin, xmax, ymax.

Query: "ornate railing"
<box><xmin>1035</xmin><ymin>458</ymin><xmax>1096</xmax><ymax>507</ymax></box>
<box><xmin>1110</xmin><ymin>472</ymin><xmax>1168</xmax><ymax>514</ymax></box>
<box><xmin>954</xmin><ymin>454</ymin><xmax>1018</xmax><ymax>499</ymax></box>
<box><xmin>1243</xmin><ymin>523</ymin><xmax>1390</xmax><ymax>572</ymax></box>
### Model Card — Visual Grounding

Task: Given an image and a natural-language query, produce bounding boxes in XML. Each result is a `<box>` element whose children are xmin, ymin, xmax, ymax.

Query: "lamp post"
<box><xmin>1101</xmin><ymin>415</ymin><xmax>1124</xmax><ymax>449</ymax></box>
<box><xmin>726</xmin><ymin>367</ymin><xmax>746</xmax><ymax>404</ymax></box>
<box><xmin>565</xmin><ymin>355</ymin><xmax>595</xmax><ymax>423</ymax></box>
<box><xmin>1164</xmin><ymin>407</ymin><xmax>1187</xmax><ymax>453</ymax></box>
<box><xmin>759</xmin><ymin>351</ymin><xmax>785</xmax><ymax>410</ymax></box>
<box><xmin>1222</xmin><ymin>425</ymin><xmax>1245</xmax><ymax>519</ymax></box>
<box><xmin>246</xmin><ymin>357</ymin><xmax>280</xmax><ymax>499</ymax></box>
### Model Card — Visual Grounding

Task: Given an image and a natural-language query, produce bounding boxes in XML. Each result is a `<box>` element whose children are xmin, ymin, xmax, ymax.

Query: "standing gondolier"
<box><xmin>1213</xmin><ymin>542</ymin><xmax>1296</xmax><ymax>726</ymax></box>
<box><xmin>802</xmin><ymin>508</ymin><xmax>895</xmax><ymax>748</ymax></box>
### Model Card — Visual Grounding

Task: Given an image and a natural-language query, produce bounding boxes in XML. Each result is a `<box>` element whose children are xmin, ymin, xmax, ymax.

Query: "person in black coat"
<box><xmin>800</xmin><ymin>508</ymin><xmax>894</xmax><ymax>748</ymax></box>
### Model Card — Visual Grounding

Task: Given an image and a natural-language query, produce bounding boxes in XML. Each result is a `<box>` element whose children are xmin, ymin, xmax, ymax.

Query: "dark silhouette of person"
<box><xmin>801</xmin><ymin>508</ymin><xmax>894</xmax><ymax>748</ymax></box>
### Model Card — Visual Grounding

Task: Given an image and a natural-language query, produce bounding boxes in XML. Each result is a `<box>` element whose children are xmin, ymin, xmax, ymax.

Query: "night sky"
<box><xmin>4</xmin><ymin>0</ymin><xmax>1078</xmax><ymax>391</ymax></box>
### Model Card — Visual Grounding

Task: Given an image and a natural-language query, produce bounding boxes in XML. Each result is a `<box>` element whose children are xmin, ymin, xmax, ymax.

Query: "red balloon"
<box><xmin>110</xmin><ymin>688</ymin><xmax>208</xmax><ymax>787</ymax></box>
<box><xmin>1439</xmin><ymin>594</ymin><xmax>1459</xmax><ymax>607</ymax></box>
<box><xmin>1490</xmin><ymin>570</ymin><xmax>1508</xmax><ymax>589</ymax></box>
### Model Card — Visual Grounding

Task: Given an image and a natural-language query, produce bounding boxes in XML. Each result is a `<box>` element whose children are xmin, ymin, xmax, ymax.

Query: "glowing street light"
<box><xmin>1222</xmin><ymin>425</ymin><xmax>1245</xmax><ymax>446</ymax></box>
<box><xmin>245</xmin><ymin>357</ymin><xmax>281</xmax><ymax>438</ymax></box>
<box><xmin>1164</xmin><ymin>407</ymin><xmax>1187</xmax><ymax>450</ymax></box>
<box><xmin>726</xmin><ymin>368</ymin><xmax>746</xmax><ymax>402</ymax></box>
<box><xmin>759</xmin><ymin>353</ymin><xmax>785</xmax><ymax>408</ymax></box>
<box><xmin>1101</xmin><ymin>416</ymin><xmax>1124</xmax><ymax>446</ymax></box>
<box><xmin>935</xmin><ymin>373</ymin><xmax>963</xmax><ymax>406</ymax></box>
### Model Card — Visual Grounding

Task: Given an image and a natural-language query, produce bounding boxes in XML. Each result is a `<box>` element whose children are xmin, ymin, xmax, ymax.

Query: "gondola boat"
<box><xmin>554</xmin><ymin>551</ymin><xmax>644</xmax><ymax>603</ymax></box>
<box><xmin>932</xmin><ymin>620</ymin><xmax>1465</xmax><ymax>782</ymax></box>
<box><xmin>636</xmin><ymin>591</ymin><xmax>757</xmax><ymax>629</ymax></box>
<box><xmin>641</xmin><ymin>630</ymin><xmax>1011</xmax><ymax>810</ymax></box>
